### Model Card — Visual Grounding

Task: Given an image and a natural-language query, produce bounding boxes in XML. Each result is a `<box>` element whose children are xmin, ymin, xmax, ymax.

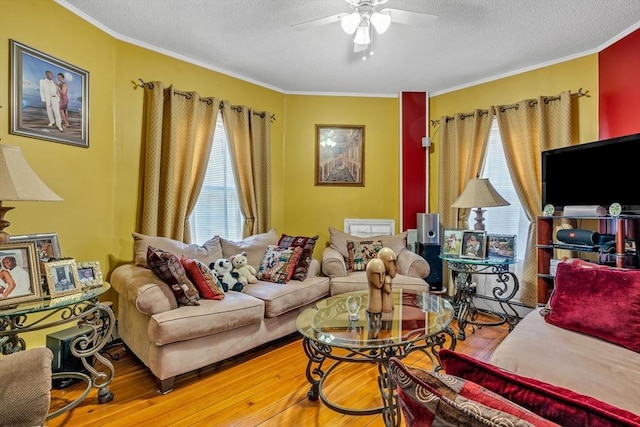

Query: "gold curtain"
<box><xmin>495</xmin><ymin>91</ymin><xmax>574</xmax><ymax>307</ymax></box>
<box><xmin>140</xmin><ymin>82</ymin><xmax>219</xmax><ymax>241</ymax></box>
<box><xmin>437</xmin><ymin>110</ymin><xmax>493</xmax><ymax>294</ymax></box>
<box><xmin>221</xmin><ymin>102</ymin><xmax>272</xmax><ymax>237</ymax></box>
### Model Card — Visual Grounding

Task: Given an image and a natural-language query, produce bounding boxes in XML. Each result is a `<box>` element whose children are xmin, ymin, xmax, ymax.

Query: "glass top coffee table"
<box><xmin>296</xmin><ymin>288</ymin><xmax>455</xmax><ymax>427</ymax></box>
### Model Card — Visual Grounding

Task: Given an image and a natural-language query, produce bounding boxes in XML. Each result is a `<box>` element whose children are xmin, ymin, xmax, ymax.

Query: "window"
<box><xmin>470</xmin><ymin>118</ymin><xmax>530</xmax><ymax>258</ymax></box>
<box><xmin>189</xmin><ymin>115</ymin><xmax>243</xmax><ymax>243</ymax></box>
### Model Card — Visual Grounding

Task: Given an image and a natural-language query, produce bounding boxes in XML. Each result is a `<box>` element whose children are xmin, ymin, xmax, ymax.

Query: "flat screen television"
<box><xmin>542</xmin><ymin>132</ymin><xmax>640</xmax><ymax>213</ymax></box>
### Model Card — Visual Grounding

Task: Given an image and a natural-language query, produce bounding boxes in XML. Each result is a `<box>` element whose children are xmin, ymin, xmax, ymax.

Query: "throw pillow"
<box><xmin>133</xmin><ymin>232</ymin><xmax>222</xmax><ymax>268</ymax></box>
<box><xmin>388</xmin><ymin>357</ymin><xmax>559</xmax><ymax>427</ymax></box>
<box><xmin>147</xmin><ymin>246</ymin><xmax>200</xmax><ymax>306</ymax></box>
<box><xmin>346</xmin><ymin>240</ymin><xmax>383</xmax><ymax>271</ymax></box>
<box><xmin>328</xmin><ymin>227</ymin><xmax>408</xmax><ymax>259</ymax></box>
<box><xmin>220</xmin><ymin>229</ymin><xmax>279</xmax><ymax>269</ymax></box>
<box><xmin>439</xmin><ymin>349</ymin><xmax>640</xmax><ymax>427</ymax></box>
<box><xmin>257</xmin><ymin>245</ymin><xmax>302</xmax><ymax>284</ymax></box>
<box><xmin>277</xmin><ymin>234</ymin><xmax>318</xmax><ymax>281</ymax></box>
<box><xmin>545</xmin><ymin>261</ymin><xmax>640</xmax><ymax>352</ymax></box>
<box><xmin>180</xmin><ymin>256</ymin><xmax>225</xmax><ymax>300</ymax></box>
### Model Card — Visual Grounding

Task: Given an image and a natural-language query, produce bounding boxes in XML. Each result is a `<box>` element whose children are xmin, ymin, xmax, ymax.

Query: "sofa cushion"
<box><xmin>388</xmin><ymin>357</ymin><xmax>558</xmax><ymax>427</ymax></box>
<box><xmin>133</xmin><ymin>232</ymin><xmax>222</xmax><ymax>268</ymax></box>
<box><xmin>277</xmin><ymin>234</ymin><xmax>318</xmax><ymax>281</ymax></box>
<box><xmin>180</xmin><ymin>256</ymin><xmax>225</xmax><ymax>300</ymax></box>
<box><xmin>329</xmin><ymin>272</ymin><xmax>429</xmax><ymax>296</ymax></box>
<box><xmin>440</xmin><ymin>349</ymin><xmax>640</xmax><ymax>427</ymax></box>
<box><xmin>243</xmin><ymin>276</ymin><xmax>330</xmax><ymax>317</ymax></box>
<box><xmin>220</xmin><ymin>229</ymin><xmax>279</xmax><ymax>269</ymax></box>
<box><xmin>546</xmin><ymin>261</ymin><xmax>640</xmax><ymax>352</ymax></box>
<box><xmin>329</xmin><ymin>227</ymin><xmax>408</xmax><ymax>259</ymax></box>
<box><xmin>148</xmin><ymin>292</ymin><xmax>265</xmax><ymax>346</ymax></box>
<box><xmin>257</xmin><ymin>245</ymin><xmax>302</xmax><ymax>284</ymax></box>
<box><xmin>346</xmin><ymin>239</ymin><xmax>383</xmax><ymax>271</ymax></box>
<box><xmin>147</xmin><ymin>246</ymin><xmax>200</xmax><ymax>306</ymax></box>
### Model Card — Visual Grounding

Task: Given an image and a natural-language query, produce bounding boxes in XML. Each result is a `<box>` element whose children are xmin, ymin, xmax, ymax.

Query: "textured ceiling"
<box><xmin>59</xmin><ymin>0</ymin><xmax>640</xmax><ymax>96</ymax></box>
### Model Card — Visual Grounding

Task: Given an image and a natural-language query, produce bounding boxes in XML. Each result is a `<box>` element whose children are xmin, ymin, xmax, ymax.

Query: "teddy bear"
<box><xmin>229</xmin><ymin>252</ymin><xmax>258</xmax><ymax>284</ymax></box>
<box><xmin>210</xmin><ymin>258</ymin><xmax>244</xmax><ymax>292</ymax></box>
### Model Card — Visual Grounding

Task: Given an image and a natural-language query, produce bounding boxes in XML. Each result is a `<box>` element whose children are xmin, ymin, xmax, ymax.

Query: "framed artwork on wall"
<box><xmin>441</xmin><ymin>229</ymin><xmax>464</xmax><ymax>257</ymax></box>
<box><xmin>44</xmin><ymin>259</ymin><xmax>81</xmax><ymax>298</ymax></box>
<box><xmin>460</xmin><ymin>230</ymin><xmax>487</xmax><ymax>260</ymax></box>
<box><xmin>315</xmin><ymin>124</ymin><xmax>364</xmax><ymax>186</ymax></box>
<box><xmin>0</xmin><ymin>243</ymin><xmax>42</xmax><ymax>307</ymax></box>
<box><xmin>10</xmin><ymin>40</ymin><xmax>89</xmax><ymax>148</ymax></box>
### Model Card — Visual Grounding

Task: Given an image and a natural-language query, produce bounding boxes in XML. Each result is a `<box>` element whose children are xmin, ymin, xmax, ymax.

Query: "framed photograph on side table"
<box><xmin>0</xmin><ymin>243</ymin><xmax>42</xmax><ymax>307</ymax></box>
<box><xmin>44</xmin><ymin>259</ymin><xmax>81</xmax><ymax>297</ymax></box>
<box><xmin>315</xmin><ymin>124</ymin><xmax>364</xmax><ymax>186</ymax></box>
<box><xmin>460</xmin><ymin>230</ymin><xmax>487</xmax><ymax>260</ymax></box>
<box><xmin>9</xmin><ymin>232</ymin><xmax>61</xmax><ymax>275</ymax></box>
<box><xmin>76</xmin><ymin>261</ymin><xmax>103</xmax><ymax>288</ymax></box>
<box><xmin>487</xmin><ymin>234</ymin><xmax>517</xmax><ymax>261</ymax></box>
<box><xmin>441</xmin><ymin>229</ymin><xmax>464</xmax><ymax>257</ymax></box>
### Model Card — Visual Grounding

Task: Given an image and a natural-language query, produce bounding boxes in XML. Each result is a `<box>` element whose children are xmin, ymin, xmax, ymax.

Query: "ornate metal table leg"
<box><xmin>378</xmin><ymin>359</ymin><xmax>401</xmax><ymax>427</ymax></box>
<box><xmin>302</xmin><ymin>337</ymin><xmax>326</xmax><ymax>401</ymax></box>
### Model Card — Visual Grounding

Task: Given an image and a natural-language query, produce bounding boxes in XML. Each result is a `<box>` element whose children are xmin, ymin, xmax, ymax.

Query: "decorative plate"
<box><xmin>609</xmin><ymin>202</ymin><xmax>622</xmax><ymax>217</ymax></box>
<box><xmin>543</xmin><ymin>204</ymin><xmax>555</xmax><ymax>216</ymax></box>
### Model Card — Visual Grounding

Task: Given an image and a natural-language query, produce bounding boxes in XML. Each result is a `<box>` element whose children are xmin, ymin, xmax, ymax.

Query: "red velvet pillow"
<box><xmin>439</xmin><ymin>349</ymin><xmax>640</xmax><ymax>427</ymax></box>
<box><xmin>547</xmin><ymin>261</ymin><xmax>640</xmax><ymax>352</ymax></box>
<box><xmin>180</xmin><ymin>256</ymin><xmax>225</xmax><ymax>300</ymax></box>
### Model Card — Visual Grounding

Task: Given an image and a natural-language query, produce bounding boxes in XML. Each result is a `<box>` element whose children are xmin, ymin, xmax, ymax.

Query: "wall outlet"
<box><xmin>422</xmin><ymin>137</ymin><xmax>431</xmax><ymax>148</ymax></box>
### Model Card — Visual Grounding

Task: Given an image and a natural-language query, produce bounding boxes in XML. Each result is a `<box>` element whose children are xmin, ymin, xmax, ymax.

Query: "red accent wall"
<box><xmin>599</xmin><ymin>28</ymin><xmax>640</xmax><ymax>139</ymax></box>
<box><xmin>401</xmin><ymin>92</ymin><xmax>427</xmax><ymax>231</ymax></box>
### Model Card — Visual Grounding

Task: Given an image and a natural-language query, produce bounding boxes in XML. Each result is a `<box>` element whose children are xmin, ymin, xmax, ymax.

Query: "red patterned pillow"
<box><xmin>147</xmin><ymin>246</ymin><xmax>200</xmax><ymax>306</ymax></box>
<box><xmin>180</xmin><ymin>256</ymin><xmax>225</xmax><ymax>300</ymax></box>
<box><xmin>546</xmin><ymin>261</ymin><xmax>640</xmax><ymax>352</ymax></box>
<box><xmin>388</xmin><ymin>357</ymin><xmax>558</xmax><ymax>426</ymax></box>
<box><xmin>277</xmin><ymin>234</ymin><xmax>318</xmax><ymax>281</ymax></box>
<box><xmin>257</xmin><ymin>245</ymin><xmax>302</xmax><ymax>284</ymax></box>
<box><xmin>346</xmin><ymin>240</ymin><xmax>383</xmax><ymax>272</ymax></box>
<box><xmin>440</xmin><ymin>349</ymin><xmax>640</xmax><ymax>427</ymax></box>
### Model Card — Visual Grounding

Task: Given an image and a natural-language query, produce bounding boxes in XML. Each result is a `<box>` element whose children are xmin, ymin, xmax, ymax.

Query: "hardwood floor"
<box><xmin>47</xmin><ymin>317</ymin><xmax>508</xmax><ymax>427</ymax></box>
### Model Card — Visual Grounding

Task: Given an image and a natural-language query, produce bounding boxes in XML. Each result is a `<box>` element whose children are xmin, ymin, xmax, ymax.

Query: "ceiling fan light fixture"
<box><xmin>353</xmin><ymin>25</ymin><xmax>371</xmax><ymax>45</ymax></box>
<box><xmin>370</xmin><ymin>11</ymin><xmax>391</xmax><ymax>34</ymax></box>
<box><xmin>341</xmin><ymin>12</ymin><xmax>361</xmax><ymax>34</ymax></box>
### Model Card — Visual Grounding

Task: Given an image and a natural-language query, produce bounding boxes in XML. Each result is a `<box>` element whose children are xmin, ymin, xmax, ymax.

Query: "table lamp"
<box><xmin>0</xmin><ymin>144</ymin><xmax>62</xmax><ymax>243</ymax></box>
<box><xmin>451</xmin><ymin>176</ymin><xmax>509</xmax><ymax>230</ymax></box>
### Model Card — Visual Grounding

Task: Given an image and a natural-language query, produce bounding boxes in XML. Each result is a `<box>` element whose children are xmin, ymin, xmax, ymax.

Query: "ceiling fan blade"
<box><xmin>292</xmin><ymin>13</ymin><xmax>348</xmax><ymax>31</ymax></box>
<box><xmin>381</xmin><ymin>8</ymin><xmax>437</xmax><ymax>26</ymax></box>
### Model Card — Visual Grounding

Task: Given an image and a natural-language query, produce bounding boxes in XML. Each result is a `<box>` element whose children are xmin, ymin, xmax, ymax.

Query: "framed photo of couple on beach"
<box><xmin>10</xmin><ymin>40</ymin><xmax>89</xmax><ymax>148</ymax></box>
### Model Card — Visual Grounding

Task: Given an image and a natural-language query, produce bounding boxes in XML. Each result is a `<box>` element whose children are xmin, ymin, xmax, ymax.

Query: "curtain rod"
<box><xmin>430</xmin><ymin>88</ymin><xmax>587</xmax><ymax>127</ymax></box>
<box><xmin>133</xmin><ymin>79</ymin><xmax>276</xmax><ymax>122</ymax></box>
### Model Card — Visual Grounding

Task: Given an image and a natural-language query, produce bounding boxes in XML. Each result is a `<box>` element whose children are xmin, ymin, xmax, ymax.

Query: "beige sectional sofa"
<box><xmin>111</xmin><ymin>230</ymin><xmax>330</xmax><ymax>393</ymax></box>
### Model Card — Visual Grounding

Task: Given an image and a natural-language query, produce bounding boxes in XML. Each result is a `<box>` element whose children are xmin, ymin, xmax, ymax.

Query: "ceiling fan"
<box><xmin>292</xmin><ymin>0</ymin><xmax>437</xmax><ymax>60</ymax></box>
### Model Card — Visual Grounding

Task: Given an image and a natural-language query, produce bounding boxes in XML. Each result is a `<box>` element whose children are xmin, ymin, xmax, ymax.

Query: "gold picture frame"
<box><xmin>76</xmin><ymin>261</ymin><xmax>103</xmax><ymax>288</ymax></box>
<box><xmin>315</xmin><ymin>124</ymin><xmax>364</xmax><ymax>186</ymax></box>
<box><xmin>0</xmin><ymin>243</ymin><xmax>42</xmax><ymax>307</ymax></box>
<box><xmin>44</xmin><ymin>258</ymin><xmax>81</xmax><ymax>297</ymax></box>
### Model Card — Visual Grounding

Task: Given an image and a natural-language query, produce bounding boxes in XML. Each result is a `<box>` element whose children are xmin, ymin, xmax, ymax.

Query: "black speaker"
<box><xmin>556</xmin><ymin>229</ymin><xmax>600</xmax><ymax>246</ymax></box>
<box><xmin>418</xmin><ymin>242</ymin><xmax>443</xmax><ymax>291</ymax></box>
<box><xmin>46</xmin><ymin>325</ymin><xmax>92</xmax><ymax>389</ymax></box>
<box><xmin>416</xmin><ymin>213</ymin><xmax>440</xmax><ymax>245</ymax></box>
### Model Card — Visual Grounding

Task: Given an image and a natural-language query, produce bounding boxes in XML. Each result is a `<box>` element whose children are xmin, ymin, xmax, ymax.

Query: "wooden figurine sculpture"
<box><xmin>378</xmin><ymin>247</ymin><xmax>397</xmax><ymax>313</ymax></box>
<box><xmin>365</xmin><ymin>257</ymin><xmax>385</xmax><ymax>314</ymax></box>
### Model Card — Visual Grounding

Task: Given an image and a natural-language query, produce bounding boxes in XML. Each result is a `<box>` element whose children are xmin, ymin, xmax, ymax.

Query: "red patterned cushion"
<box><xmin>546</xmin><ymin>261</ymin><xmax>640</xmax><ymax>352</ymax></box>
<box><xmin>257</xmin><ymin>245</ymin><xmax>302</xmax><ymax>284</ymax></box>
<box><xmin>147</xmin><ymin>246</ymin><xmax>200</xmax><ymax>306</ymax></box>
<box><xmin>388</xmin><ymin>357</ymin><xmax>558</xmax><ymax>426</ymax></box>
<box><xmin>180</xmin><ymin>256</ymin><xmax>225</xmax><ymax>300</ymax></box>
<box><xmin>346</xmin><ymin>240</ymin><xmax>383</xmax><ymax>271</ymax></box>
<box><xmin>440</xmin><ymin>349</ymin><xmax>640</xmax><ymax>427</ymax></box>
<box><xmin>277</xmin><ymin>234</ymin><xmax>318</xmax><ymax>281</ymax></box>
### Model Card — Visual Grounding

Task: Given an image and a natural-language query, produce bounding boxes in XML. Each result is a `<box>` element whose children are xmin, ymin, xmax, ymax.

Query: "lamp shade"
<box><xmin>0</xmin><ymin>144</ymin><xmax>62</xmax><ymax>201</ymax></box>
<box><xmin>341</xmin><ymin>12</ymin><xmax>361</xmax><ymax>34</ymax></box>
<box><xmin>370</xmin><ymin>11</ymin><xmax>391</xmax><ymax>34</ymax></box>
<box><xmin>451</xmin><ymin>178</ymin><xmax>509</xmax><ymax>209</ymax></box>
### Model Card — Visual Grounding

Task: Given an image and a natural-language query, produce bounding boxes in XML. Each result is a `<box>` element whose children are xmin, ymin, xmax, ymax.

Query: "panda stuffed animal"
<box><xmin>210</xmin><ymin>258</ymin><xmax>245</xmax><ymax>292</ymax></box>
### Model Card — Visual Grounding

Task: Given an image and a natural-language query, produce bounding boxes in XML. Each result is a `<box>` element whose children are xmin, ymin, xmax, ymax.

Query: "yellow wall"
<box><xmin>428</xmin><ymin>55</ymin><xmax>599</xmax><ymax>211</ymax></box>
<box><xmin>284</xmin><ymin>95</ymin><xmax>399</xmax><ymax>251</ymax></box>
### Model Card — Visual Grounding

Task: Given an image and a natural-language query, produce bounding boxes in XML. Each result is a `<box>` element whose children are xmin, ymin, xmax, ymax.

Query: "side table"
<box><xmin>441</xmin><ymin>256</ymin><xmax>520</xmax><ymax>340</ymax></box>
<box><xmin>0</xmin><ymin>283</ymin><xmax>115</xmax><ymax>419</ymax></box>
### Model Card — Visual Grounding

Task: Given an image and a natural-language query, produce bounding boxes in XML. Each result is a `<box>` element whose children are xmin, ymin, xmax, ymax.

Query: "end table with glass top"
<box><xmin>441</xmin><ymin>255</ymin><xmax>521</xmax><ymax>340</ymax></box>
<box><xmin>296</xmin><ymin>288</ymin><xmax>456</xmax><ymax>427</ymax></box>
<box><xmin>0</xmin><ymin>283</ymin><xmax>115</xmax><ymax>419</ymax></box>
